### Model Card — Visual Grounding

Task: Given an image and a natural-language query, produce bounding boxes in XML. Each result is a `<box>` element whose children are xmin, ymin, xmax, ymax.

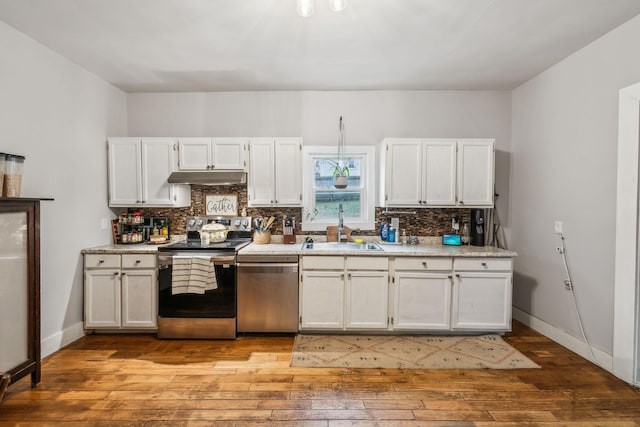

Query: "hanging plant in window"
<box><xmin>333</xmin><ymin>116</ymin><xmax>349</xmax><ymax>189</ymax></box>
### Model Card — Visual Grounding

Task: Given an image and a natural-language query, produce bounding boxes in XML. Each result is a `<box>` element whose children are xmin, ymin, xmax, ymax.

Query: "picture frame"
<box><xmin>205</xmin><ymin>194</ymin><xmax>238</xmax><ymax>216</ymax></box>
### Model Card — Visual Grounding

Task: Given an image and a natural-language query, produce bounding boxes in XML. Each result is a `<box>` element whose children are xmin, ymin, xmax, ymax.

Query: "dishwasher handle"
<box><xmin>237</xmin><ymin>263</ymin><xmax>298</xmax><ymax>269</ymax></box>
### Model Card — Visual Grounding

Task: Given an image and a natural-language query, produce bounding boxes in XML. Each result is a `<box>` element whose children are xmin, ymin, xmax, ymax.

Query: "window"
<box><xmin>302</xmin><ymin>146</ymin><xmax>376</xmax><ymax>231</ymax></box>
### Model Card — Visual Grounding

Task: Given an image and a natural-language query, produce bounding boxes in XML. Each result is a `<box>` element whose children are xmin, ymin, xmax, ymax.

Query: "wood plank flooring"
<box><xmin>1</xmin><ymin>320</ymin><xmax>640</xmax><ymax>426</ymax></box>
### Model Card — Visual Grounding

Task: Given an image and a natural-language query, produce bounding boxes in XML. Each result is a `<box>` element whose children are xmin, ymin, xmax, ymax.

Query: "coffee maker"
<box><xmin>470</xmin><ymin>209</ymin><xmax>485</xmax><ymax>246</ymax></box>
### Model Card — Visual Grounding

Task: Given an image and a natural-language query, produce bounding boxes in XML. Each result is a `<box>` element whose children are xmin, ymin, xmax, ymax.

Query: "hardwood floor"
<box><xmin>1</xmin><ymin>320</ymin><xmax>640</xmax><ymax>426</ymax></box>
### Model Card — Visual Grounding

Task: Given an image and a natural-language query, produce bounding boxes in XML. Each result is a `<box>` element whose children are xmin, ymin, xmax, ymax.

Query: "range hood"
<box><xmin>167</xmin><ymin>171</ymin><xmax>247</xmax><ymax>186</ymax></box>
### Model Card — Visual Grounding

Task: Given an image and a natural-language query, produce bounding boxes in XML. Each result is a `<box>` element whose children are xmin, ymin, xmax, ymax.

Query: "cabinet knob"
<box><xmin>270</xmin><ymin>200</ymin><xmax>274</xmax><ymax>204</ymax></box>
<box><xmin>98</xmin><ymin>260</ymin><xmax>105</xmax><ymax>264</ymax></box>
<box><xmin>422</xmin><ymin>261</ymin><xmax>427</xmax><ymax>268</ymax></box>
<box><xmin>275</xmin><ymin>200</ymin><xmax>278</xmax><ymax>204</ymax></box>
<box><xmin>113</xmin><ymin>272</ymin><xmax>119</xmax><ymax>276</ymax></box>
<box><xmin>481</xmin><ymin>262</ymin><xmax>487</xmax><ymax>267</ymax></box>
<box><xmin>121</xmin><ymin>272</ymin><xmax>126</xmax><ymax>276</ymax></box>
<box><xmin>456</xmin><ymin>273</ymin><xmax>461</xmax><ymax>278</ymax></box>
<box><xmin>211</xmin><ymin>164</ymin><xmax>215</xmax><ymax>169</ymax></box>
<box><xmin>459</xmin><ymin>201</ymin><xmax>465</xmax><ymax>205</ymax></box>
<box><xmin>135</xmin><ymin>260</ymin><xmax>141</xmax><ymax>264</ymax></box>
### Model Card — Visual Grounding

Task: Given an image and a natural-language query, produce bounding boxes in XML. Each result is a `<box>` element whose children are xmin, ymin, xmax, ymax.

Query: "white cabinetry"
<box><xmin>248</xmin><ymin>138</ymin><xmax>302</xmax><ymax>207</ymax></box>
<box><xmin>451</xmin><ymin>258</ymin><xmax>512</xmax><ymax>331</ymax></box>
<box><xmin>84</xmin><ymin>253</ymin><xmax>157</xmax><ymax>330</ymax></box>
<box><xmin>391</xmin><ymin>257</ymin><xmax>453</xmax><ymax>330</ymax></box>
<box><xmin>300</xmin><ymin>256</ymin><xmax>389</xmax><ymax>331</ymax></box>
<box><xmin>178</xmin><ymin>138</ymin><xmax>247</xmax><ymax>170</ymax></box>
<box><xmin>108</xmin><ymin>138</ymin><xmax>190</xmax><ymax>207</ymax></box>
<box><xmin>381</xmin><ymin>138</ymin><xmax>494</xmax><ymax>207</ymax></box>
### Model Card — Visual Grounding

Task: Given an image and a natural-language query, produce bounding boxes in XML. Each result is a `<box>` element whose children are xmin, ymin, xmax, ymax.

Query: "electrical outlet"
<box><xmin>554</xmin><ymin>220</ymin><xmax>563</xmax><ymax>234</ymax></box>
<box><xmin>101</xmin><ymin>218</ymin><xmax>110</xmax><ymax>230</ymax></box>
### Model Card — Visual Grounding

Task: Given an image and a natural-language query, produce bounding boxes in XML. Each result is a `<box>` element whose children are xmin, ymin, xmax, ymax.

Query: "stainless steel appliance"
<box><xmin>237</xmin><ymin>254</ymin><xmax>299</xmax><ymax>333</ymax></box>
<box><xmin>156</xmin><ymin>216</ymin><xmax>252</xmax><ymax>339</ymax></box>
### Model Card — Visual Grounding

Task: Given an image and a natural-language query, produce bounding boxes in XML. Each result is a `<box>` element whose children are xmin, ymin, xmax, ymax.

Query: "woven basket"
<box><xmin>253</xmin><ymin>230</ymin><xmax>271</xmax><ymax>244</ymax></box>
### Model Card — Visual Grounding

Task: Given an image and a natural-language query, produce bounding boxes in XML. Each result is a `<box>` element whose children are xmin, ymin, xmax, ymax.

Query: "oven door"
<box><xmin>157</xmin><ymin>252</ymin><xmax>236</xmax><ymax>319</ymax></box>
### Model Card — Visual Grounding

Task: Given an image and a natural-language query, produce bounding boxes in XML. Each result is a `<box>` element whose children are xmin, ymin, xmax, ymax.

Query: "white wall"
<box><xmin>128</xmin><ymin>90</ymin><xmax>513</xmax><ymax>237</ymax></box>
<box><xmin>511</xmin><ymin>14</ymin><xmax>640</xmax><ymax>355</ymax></box>
<box><xmin>0</xmin><ymin>21</ymin><xmax>127</xmax><ymax>356</ymax></box>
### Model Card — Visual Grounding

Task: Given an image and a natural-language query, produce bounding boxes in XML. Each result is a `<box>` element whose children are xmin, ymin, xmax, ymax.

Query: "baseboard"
<box><xmin>41</xmin><ymin>322</ymin><xmax>85</xmax><ymax>358</ymax></box>
<box><xmin>512</xmin><ymin>307</ymin><xmax>613</xmax><ymax>373</ymax></box>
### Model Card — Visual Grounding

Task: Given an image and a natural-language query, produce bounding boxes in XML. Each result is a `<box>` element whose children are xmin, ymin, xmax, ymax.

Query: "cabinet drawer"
<box><xmin>393</xmin><ymin>257</ymin><xmax>452</xmax><ymax>271</ymax></box>
<box><xmin>85</xmin><ymin>254</ymin><xmax>120</xmax><ymax>269</ymax></box>
<box><xmin>454</xmin><ymin>257</ymin><xmax>512</xmax><ymax>271</ymax></box>
<box><xmin>346</xmin><ymin>256</ymin><xmax>388</xmax><ymax>271</ymax></box>
<box><xmin>302</xmin><ymin>256</ymin><xmax>344</xmax><ymax>270</ymax></box>
<box><xmin>122</xmin><ymin>254</ymin><xmax>156</xmax><ymax>269</ymax></box>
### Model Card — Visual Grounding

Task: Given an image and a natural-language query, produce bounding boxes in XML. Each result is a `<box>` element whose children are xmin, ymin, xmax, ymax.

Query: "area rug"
<box><xmin>291</xmin><ymin>334</ymin><xmax>540</xmax><ymax>369</ymax></box>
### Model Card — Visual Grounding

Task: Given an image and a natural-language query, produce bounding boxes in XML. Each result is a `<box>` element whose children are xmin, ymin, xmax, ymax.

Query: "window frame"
<box><xmin>302</xmin><ymin>145</ymin><xmax>376</xmax><ymax>232</ymax></box>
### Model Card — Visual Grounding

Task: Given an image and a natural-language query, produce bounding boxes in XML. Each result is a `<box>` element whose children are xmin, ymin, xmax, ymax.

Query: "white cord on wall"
<box><xmin>558</xmin><ymin>233</ymin><xmax>600</xmax><ymax>368</ymax></box>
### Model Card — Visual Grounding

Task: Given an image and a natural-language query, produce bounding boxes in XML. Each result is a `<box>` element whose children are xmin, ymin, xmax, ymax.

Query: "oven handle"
<box><xmin>158</xmin><ymin>255</ymin><xmax>236</xmax><ymax>270</ymax></box>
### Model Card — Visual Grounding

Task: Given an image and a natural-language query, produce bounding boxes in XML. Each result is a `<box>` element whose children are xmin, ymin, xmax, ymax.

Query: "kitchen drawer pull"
<box><xmin>113</xmin><ymin>272</ymin><xmax>119</xmax><ymax>276</ymax></box>
<box><xmin>98</xmin><ymin>259</ymin><xmax>105</xmax><ymax>264</ymax></box>
<box><xmin>135</xmin><ymin>260</ymin><xmax>141</xmax><ymax>264</ymax></box>
<box><xmin>422</xmin><ymin>261</ymin><xmax>427</xmax><ymax>267</ymax></box>
<box><xmin>455</xmin><ymin>273</ymin><xmax>460</xmax><ymax>278</ymax></box>
<box><xmin>481</xmin><ymin>262</ymin><xmax>487</xmax><ymax>267</ymax></box>
<box><xmin>121</xmin><ymin>272</ymin><xmax>126</xmax><ymax>276</ymax></box>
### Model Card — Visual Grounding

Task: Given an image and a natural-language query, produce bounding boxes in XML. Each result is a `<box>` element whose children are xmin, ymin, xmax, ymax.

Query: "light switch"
<box><xmin>554</xmin><ymin>220</ymin><xmax>563</xmax><ymax>234</ymax></box>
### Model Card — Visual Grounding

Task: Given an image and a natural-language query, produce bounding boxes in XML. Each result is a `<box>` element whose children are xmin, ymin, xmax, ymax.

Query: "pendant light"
<box><xmin>329</xmin><ymin>0</ymin><xmax>348</xmax><ymax>12</ymax></box>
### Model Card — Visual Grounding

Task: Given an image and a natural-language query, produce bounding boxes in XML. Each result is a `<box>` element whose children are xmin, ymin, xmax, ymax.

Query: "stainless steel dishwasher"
<box><xmin>236</xmin><ymin>254</ymin><xmax>299</xmax><ymax>333</ymax></box>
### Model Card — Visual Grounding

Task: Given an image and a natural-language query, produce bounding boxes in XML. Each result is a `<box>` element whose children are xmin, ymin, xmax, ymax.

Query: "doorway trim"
<box><xmin>614</xmin><ymin>81</ymin><xmax>640</xmax><ymax>385</ymax></box>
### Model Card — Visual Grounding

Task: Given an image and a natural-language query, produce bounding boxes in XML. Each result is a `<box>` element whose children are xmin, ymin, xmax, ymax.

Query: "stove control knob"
<box><xmin>195</xmin><ymin>218</ymin><xmax>204</xmax><ymax>227</ymax></box>
<box><xmin>242</xmin><ymin>219</ymin><xmax>249</xmax><ymax>228</ymax></box>
<box><xmin>187</xmin><ymin>218</ymin><xmax>196</xmax><ymax>228</ymax></box>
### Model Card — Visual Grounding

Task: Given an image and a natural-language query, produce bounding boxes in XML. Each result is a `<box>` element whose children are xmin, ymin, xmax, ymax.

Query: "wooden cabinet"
<box><xmin>248</xmin><ymin>138</ymin><xmax>302</xmax><ymax>207</ymax></box>
<box><xmin>108</xmin><ymin>137</ymin><xmax>190</xmax><ymax>207</ymax></box>
<box><xmin>451</xmin><ymin>258</ymin><xmax>513</xmax><ymax>331</ymax></box>
<box><xmin>0</xmin><ymin>198</ymin><xmax>47</xmax><ymax>387</ymax></box>
<box><xmin>177</xmin><ymin>137</ymin><xmax>247</xmax><ymax>170</ymax></box>
<box><xmin>391</xmin><ymin>257</ymin><xmax>453</xmax><ymax>330</ymax></box>
<box><xmin>381</xmin><ymin>138</ymin><xmax>494</xmax><ymax>207</ymax></box>
<box><xmin>300</xmin><ymin>256</ymin><xmax>389</xmax><ymax>331</ymax></box>
<box><xmin>84</xmin><ymin>253</ymin><xmax>157</xmax><ymax>330</ymax></box>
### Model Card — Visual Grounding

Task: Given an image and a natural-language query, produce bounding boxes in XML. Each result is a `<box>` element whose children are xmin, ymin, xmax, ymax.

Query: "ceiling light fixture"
<box><xmin>297</xmin><ymin>0</ymin><xmax>347</xmax><ymax>17</ymax></box>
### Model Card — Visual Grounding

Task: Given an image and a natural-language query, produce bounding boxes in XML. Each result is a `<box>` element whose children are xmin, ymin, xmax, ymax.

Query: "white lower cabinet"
<box><xmin>392</xmin><ymin>271</ymin><xmax>452</xmax><ymax>330</ymax></box>
<box><xmin>299</xmin><ymin>255</ymin><xmax>513</xmax><ymax>334</ymax></box>
<box><xmin>299</xmin><ymin>270</ymin><xmax>344</xmax><ymax>330</ymax></box>
<box><xmin>300</xmin><ymin>256</ymin><xmax>389</xmax><ymax>331</ymax></box>
<box><xmin>84</xmin><ymin>253</ymin><xmax>157</xmax><ymax>330</ymax></box>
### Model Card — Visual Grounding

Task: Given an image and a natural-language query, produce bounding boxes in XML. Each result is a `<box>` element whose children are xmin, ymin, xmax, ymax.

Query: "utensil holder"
<box><xmin>253</xmin><ymin>230</ymin><xmax>271</xmax><ymax>244</ymax></box>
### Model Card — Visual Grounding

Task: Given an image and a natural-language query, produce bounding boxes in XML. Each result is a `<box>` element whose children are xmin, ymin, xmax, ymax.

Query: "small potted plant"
<box><xmin>331</xmin><ymin>160</ymin><xmax>349</xmax><ymax>189</ymax></box>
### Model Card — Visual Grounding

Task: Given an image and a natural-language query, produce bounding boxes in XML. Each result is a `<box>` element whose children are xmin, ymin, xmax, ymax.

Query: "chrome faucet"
<box><xmin>338</xmin><ymin>203</ymin><xmax>347</xmax><ymax>242</ymax></box>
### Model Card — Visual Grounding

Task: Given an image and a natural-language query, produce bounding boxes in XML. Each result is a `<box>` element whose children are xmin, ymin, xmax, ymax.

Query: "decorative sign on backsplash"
<box><xmin>205</xmin><ymin>194</ymin><xmax>237</xmax><ymax>217</ymax></box>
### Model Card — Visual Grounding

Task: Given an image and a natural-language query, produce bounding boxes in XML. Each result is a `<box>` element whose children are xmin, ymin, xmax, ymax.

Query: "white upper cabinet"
<box><xmin>108</xmin><ymin>137</ymin><xmax>190</xmax><ymax>207</ymax></box>
<box><xmin>248</xmin><ymin>138</ymin><xmax>302</xmax><ymax>207</ymax></box>
<box><xmin>178</xmin><ymin>138</ymin><xmax>246</xmax><ymax>170</ymax></box>
<box><xmin>381</xmin><ymin>138</ymin><xmax>494</xmax><ymax>208</ymax></box>
<box><xmin>457</xmin><ymin>139</ymin><xmax>495</xmax><ymax>207</ymax></box>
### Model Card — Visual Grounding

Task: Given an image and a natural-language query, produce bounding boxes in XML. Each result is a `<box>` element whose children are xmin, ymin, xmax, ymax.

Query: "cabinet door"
<box><xmin>85</xmin><ymin>269</ymin><xmax>121</xmax><ymax>328</ymax></box>
<box><xmin>384</xmin><ymin>139</ymin><xmax>422</xmax><ymax>206</ymax></box>
<box><xmin>457</xmin><ymin>139</ymin><xmax>494</xmax><ymax>207</ymax></box>
<box><xmin>345</xmin><ymin>271</ymin><xmax>388</xmax><ymax>329</ymax></box>
<box><xmin>121</xmin><ymin>269</ymin><xmax>157</xmax><ymax>328</ymax></box>
<box><xmin>300</xmin><ymin>271</ymin><xmax>344</xmax><ymax>329</ymax></box>
<box><xmin>393</xmin><ymin>272</ymin><xmax>452</xmax><ymax>330</ymax></box>
<box><xmin>141</xmin><ymin>138</ymin><xmax>176</xmax><ymax>206</ymax></box>
<box><xmin>274</xmin><ymin>138</ymin><xmax>302</xmax><ymax>206</ymax></box>
<box><xmin>452</xmin><ymin>272</ymin><xmax>512</xmax><ymax>331</ymax></box>
<box><xmin>178</xmin><ymin>138</ymin><xmax>212</xmax><ymax>170</ymax></box>
<box><xmin>212</xmin><ymin>138</ymin><xmax>246</xmax><ymax>170</ymax></box>
<box><xmin>423</xmin><ymin>140</ymin><xmax>457</xmax><ymax>206</ymax></box>
<box><xmin>248</xmin><ymin>139</ymin><xmax>276</xmax><ymax>206</ymax></box>
<box><xmin>108</xmin><ymin>138</ymin><xmax>142</xmax><ymax>206</ymax></box>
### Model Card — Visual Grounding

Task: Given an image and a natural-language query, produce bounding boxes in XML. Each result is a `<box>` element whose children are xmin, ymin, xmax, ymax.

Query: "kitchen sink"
<box><xmin>301</xmin><ymin>241</ymin><xmax>384</xmax><ymax>251</ymax></box>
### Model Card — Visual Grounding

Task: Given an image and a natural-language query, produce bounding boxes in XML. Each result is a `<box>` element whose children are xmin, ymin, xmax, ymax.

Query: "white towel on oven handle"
<box><xmin>189</xmin><ymin>256</ymin><xmax>217</xmax><ymax>293</ymax></box>
<box><xmin>171</xmin><ymin>256</ymin><xmax>192</xmax><ymax>295</ymax></box>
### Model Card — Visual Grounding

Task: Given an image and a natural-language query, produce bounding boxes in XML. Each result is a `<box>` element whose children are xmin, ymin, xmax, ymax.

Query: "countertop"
<box><xmin>82</xmin><ymin>236</ymin><xmax>517</xmax><ymax>257</ymax></box>
<box><xmin>240</xmin><ymin>241</ymin><xmax>517</xmax><ymax>257</ymax></box>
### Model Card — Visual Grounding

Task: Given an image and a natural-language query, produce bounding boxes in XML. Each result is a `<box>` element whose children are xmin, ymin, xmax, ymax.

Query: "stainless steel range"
<box><xmin>156</xmin><ymin>216</ymin><xmax>252</xmax><ymax>339</ymax></box>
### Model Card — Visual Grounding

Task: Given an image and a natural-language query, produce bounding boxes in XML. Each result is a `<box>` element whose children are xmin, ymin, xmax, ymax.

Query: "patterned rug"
<box><xmin>291</xmin><ymin>334</ymin><xmax>540</xmax><ymax>369</ymax></box>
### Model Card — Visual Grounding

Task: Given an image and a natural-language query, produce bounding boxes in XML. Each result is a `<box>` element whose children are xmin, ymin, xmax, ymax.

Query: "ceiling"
<box><xmin>1</xmin><ymin>0</ymin><xmax>640</xmax><ymax>92</ymax></box>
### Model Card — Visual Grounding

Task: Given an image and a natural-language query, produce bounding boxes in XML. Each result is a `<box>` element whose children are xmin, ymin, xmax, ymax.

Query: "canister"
<box><xmin>3</xmin><ymin>154</ymin><xmax>25</xmax><ymax>197</ymax></box>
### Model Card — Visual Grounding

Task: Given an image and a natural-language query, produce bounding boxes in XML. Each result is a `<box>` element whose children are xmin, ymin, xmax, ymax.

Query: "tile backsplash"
<box><xmin>137</xmin><ymin>186</ymin><xmax>470</xmax><ymax>237</ymax></box>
